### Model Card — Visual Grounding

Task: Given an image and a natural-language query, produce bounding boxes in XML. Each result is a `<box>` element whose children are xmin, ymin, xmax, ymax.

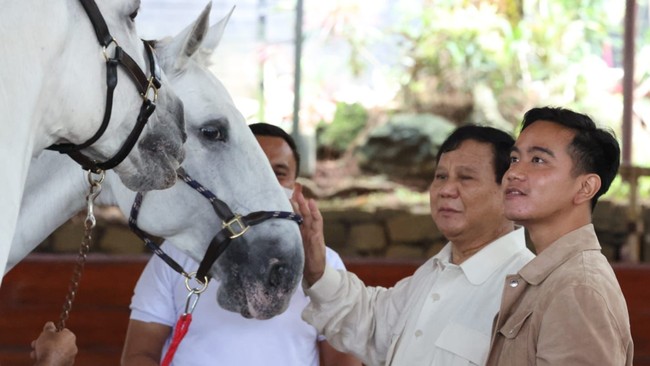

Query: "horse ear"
<box><xmin>200</xmin><ymin>5</ymin><xmax>235</xmax><ymax>57</ymax></box>
<box><xmin>164</xmin><ymin>1</ymin><xmax>212</xmax><ymax>71</ymax></box>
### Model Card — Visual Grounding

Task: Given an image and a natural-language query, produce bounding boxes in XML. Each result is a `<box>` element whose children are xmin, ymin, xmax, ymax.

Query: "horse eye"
<box><xmin>129</xmin><ymin>10</ymin><xmax>139</xmax><ymax>20</ymax></box>
<box><xmin>200</xmin><ymin>127</ymin><xmax>224</xmax><ymax>141</ymax></box>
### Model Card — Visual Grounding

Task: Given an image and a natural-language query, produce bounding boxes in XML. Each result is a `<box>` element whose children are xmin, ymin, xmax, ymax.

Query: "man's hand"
<box><xmin>291</xmin><ymin>184</ymin><xmax>327</xmax><ymax>286</ymax></box>
<box><xmin>30</xmin><ymin>321</ymin><xmax>77</xmax><ymax>366</ymax></box>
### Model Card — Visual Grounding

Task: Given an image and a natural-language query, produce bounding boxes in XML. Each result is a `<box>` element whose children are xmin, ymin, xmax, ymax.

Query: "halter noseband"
<box><xmin>46</xmin><ymin>0</ymin><xmax>162</xmax><ymax>173</ymax></box>
<box><xmin>128</xmin><ymin>168</ymin><xmax>303</xmax><ymax>283</ymax></box>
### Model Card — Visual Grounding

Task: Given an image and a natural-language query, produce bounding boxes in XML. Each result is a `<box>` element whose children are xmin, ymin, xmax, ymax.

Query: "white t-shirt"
<box><xmin>130</xmin><ymin>241</ymin><xmax>346</xmax><ymax>366</ymax></box>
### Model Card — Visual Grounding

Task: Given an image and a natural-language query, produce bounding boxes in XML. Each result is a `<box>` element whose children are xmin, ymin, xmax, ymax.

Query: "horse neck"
<box><xmin>0</xmin><ymin>3</ymin><xmax>80</xmax><ymax>270</ymax></box>
<box><xmin>7</xmin><ymin>152</ymin><xmax>91</xmax><ymax>273</ymax></box>
<box><xmin>1</xmin><ymin>1</ymin><xmax>75</xmax><ymax>149</ymax></box>
<box><xmin>0</xmin><ymin>3</ymin><xmax>76</xmax><ymax>280</ymax></box>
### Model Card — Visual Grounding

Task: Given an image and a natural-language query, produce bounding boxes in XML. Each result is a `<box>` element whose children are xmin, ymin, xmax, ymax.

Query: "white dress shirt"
<box><xmin>303</xmin><ymin>227</ymin><xmax>534</xmax><ymax>366</ymax></box>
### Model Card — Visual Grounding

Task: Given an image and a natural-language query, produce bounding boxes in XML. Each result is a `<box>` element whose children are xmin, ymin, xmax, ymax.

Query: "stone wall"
<box><xmin>323</xmin><ymin>200</ymin><xmax>650</xmax><ymax>262</ymax></box>
<box><xmin>33</xmin><ymin>200</ymin><xmax>650</xmax><ymax>263</ymax></box>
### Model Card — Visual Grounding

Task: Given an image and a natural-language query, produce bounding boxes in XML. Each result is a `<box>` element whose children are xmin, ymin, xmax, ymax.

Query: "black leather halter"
<box><xmin>46</xmin><ymin>0</ymin><xmax>162</xmax><ymax>173</ymax></box>
<box><xmin>128</xmin><ymin>168</ymin><xmax>303</xmax><ymax>283</ymax></box>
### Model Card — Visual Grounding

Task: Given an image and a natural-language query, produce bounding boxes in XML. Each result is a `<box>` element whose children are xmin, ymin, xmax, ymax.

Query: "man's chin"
<box><xmin>504</xmin><ymin>212</ymin><xmax>530</xmax><ymax>223</ymax></box>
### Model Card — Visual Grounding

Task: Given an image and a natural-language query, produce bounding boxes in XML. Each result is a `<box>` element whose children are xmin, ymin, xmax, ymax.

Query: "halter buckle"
<box><xmin>101</xmin><ymin>38</ymin><xmax>119</xmax><ymax>62</ymax></box>
<box><xmin>223</xmin><ymin>214</ymin><xmax>249</xmax><ymax>239</ymax></box>
<box><xmin>142</xmin><ymin>76</ymin><xmax>159</xmax><ymax>103</ymax></box>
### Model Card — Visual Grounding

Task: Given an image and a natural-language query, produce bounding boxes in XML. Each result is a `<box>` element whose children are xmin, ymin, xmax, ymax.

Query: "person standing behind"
<box><xmin>121</xmin><ymin>123</ymin><xmax>361</xmax><ymax>366</ymax></box>
<box><xmin>487</xmin><ymin>107</ymin><xmax>633</xmax><ymax>365</ymax></box>
<box><xmin>294</xmin><ymin>125</ymin><xmax>535</xmax><ymax>365</ymax></box>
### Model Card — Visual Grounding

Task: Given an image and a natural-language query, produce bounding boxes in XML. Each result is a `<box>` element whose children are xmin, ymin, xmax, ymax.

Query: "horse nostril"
<box><xmin>268</xmin><ymin>262</ymin><xmax>288</xmax><ymax>288</ymax></box>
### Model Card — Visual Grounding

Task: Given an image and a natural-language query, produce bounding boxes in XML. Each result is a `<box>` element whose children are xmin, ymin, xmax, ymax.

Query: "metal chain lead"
<box><xmin>57</xmin><ymin>170</ymin><xmax>105</xmax><ymax>331</ymax></box>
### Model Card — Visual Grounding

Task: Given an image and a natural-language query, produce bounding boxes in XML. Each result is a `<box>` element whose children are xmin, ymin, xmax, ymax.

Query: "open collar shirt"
<box><xmin>303</xmin><ymin>227</ymin><xmax>534</xmax><ymax>366</ymax></box>
<box><xmin>486</xmin><ymin>224</ymin><xmax>633</xmax><ymax>366</ymax></box>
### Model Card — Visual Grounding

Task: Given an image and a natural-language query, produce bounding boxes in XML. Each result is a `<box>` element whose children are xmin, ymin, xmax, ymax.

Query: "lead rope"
<box><xmin>56</xmin><ymin>170</ymin><xmax>105</xmax><ymax>331</ymax></box>
<box><xmin>161</xmin><ymin>272</ymin><xmax>208</xmax><ymax>366</ymax></box>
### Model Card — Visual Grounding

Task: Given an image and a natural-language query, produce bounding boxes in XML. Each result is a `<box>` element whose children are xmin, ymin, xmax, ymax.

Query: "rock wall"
<box><xmin>31</xmin><ymin>200</ymin><xmax>650</xmax><ymax>263</ymax></box>
<box><xmin>323</xmin><ymin>200</ymin><xmax>650</xmax><ymax>262</ymax></box>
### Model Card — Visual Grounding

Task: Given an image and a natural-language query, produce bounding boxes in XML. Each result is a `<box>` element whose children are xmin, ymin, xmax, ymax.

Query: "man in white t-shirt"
<box><xmin>121</xmin><ymin>123</ymin><xmax>361</xmax><ymax>366</ymax></box>
<box><xmin>294</xmin><ymin>125</ymin><xmax>536</xmax><ymax>366</ymax></box>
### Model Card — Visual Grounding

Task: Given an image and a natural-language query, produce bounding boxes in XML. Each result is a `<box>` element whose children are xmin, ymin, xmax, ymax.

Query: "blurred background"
<box><xmin>132</xmin><ymin>0</ymin><xmax>650</xmax><ymax>261</ymax></box>
<box><xmin>15</xmin><ymin>0</ymin><xmax>648</xmax><ymax>263</ymax></box>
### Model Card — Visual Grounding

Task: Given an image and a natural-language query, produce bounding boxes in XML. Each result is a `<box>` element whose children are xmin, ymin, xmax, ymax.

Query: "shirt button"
<box><xmin>431</xmin><ymin>293</ymin><xmax>440</xmax><ymax>301</ymax></box>
<box><xmin>415</xmin><ymin>330</ymin><xmax>423</xmax><ymax>337</ymax></box>
<box><xmin>509</xmin><ymin>279</ymin><xmax>519</xmax><ymax>288</ymax></box>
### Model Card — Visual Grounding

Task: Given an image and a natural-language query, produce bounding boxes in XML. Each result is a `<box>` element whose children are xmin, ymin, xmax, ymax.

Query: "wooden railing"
<box><xmin>0</xmin><ymin>254</ymin><xmax>647</xmax><ymax>365</ymax></box>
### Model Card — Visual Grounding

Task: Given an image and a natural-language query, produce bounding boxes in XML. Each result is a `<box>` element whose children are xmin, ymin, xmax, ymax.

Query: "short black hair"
<box><xmin>249</xmin><ymin>122</ymin><xmax>301</xmax><ymax>178</ymax></box>
<box><xmin>436</xmin><ymin>125</ymin><xmax>515</xmax><ymax>184</ymax></box>
<box><xmin>520</xmin><ymin>107</ymin><xmax>620</xmax><ymax>209</ymax></box>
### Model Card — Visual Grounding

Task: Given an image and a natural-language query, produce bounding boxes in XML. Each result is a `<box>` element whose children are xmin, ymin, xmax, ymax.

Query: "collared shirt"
<box><xmin>303</xmin><ymin>227</ymin><xmax>534</xmax><ymax>366</ymax></box>
<box><xmin>487</xmin><ymin>224</ymin><xmax>633</xmax><ymax>366</ymax></box>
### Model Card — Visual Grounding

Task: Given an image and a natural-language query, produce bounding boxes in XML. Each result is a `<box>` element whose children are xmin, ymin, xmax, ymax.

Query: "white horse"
<box><xmin>0</xmin><ymin>0</ymin><xmax>187</xmax><ymax>284</ymax></box>
<box><xmin>10</xmin><ymin>4</ymin><xmax>304</xmax><ymax>319</ymax></box>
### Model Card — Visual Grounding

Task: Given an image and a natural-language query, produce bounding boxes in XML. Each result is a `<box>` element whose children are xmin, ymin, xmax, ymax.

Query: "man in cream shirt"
<box><xmin>293</xmin><ymin>125</ymin><xmax>535</xmax><ymax>365</ymax></box>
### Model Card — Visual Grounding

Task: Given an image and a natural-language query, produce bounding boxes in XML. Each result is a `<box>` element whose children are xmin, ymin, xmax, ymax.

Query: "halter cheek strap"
<box><xmin>78</xmin><ymin>0</ymin><xmax>112</xmax><ymax>46</ymax></box>
<box><xmin>128</xmin><ymin>192</ymin><xmax>189</xmax><ymax>277</ymax></box>
<box><xmin>128</xmin><ymin>168</ymin><xmax>302</xmax><ymax>283</ymax></box>
<box><xmin>47</xmin><ymin>0</ymin><xmax>162</xmax><ymax>173</ymax></box>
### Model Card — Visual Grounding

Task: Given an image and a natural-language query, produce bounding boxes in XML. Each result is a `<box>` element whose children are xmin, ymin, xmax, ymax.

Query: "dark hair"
<box><xmin>436</xmin><ymin>125</ymin><xmax>515</xmax><ymax>184</ymax></box>
<box><xmin>249</xmin><ymin>122</ymin><xmax>301</xmax><ymax>178</ymax></box>
<box><xmin>521</xmin><ymin>107</ymin><xmax>620</xmax><ymax>209</ymax></box>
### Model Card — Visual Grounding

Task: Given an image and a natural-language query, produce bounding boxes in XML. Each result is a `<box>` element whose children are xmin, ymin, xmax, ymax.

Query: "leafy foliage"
<box><xmin>317</xmin><ymin>102</ymin><xmax>369</xmax><ymax>155</ymax></box>
<box><xmin>393</xmin><ymin>0</ymin><xmax>616</xmax><ymax>126</ymax></box>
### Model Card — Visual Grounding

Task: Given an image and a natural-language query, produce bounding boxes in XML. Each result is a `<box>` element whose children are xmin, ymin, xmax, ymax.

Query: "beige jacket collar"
<box><xmin>519</xmin><ymin>223</ymin><xmax>601</xmax><ymax>286</ymax></box>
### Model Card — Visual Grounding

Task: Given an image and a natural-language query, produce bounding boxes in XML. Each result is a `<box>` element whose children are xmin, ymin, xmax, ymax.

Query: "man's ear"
<box><xmin>574</xmin><ymin>174</ymin><xmax>601</xmax><ymax>205</ymax></box>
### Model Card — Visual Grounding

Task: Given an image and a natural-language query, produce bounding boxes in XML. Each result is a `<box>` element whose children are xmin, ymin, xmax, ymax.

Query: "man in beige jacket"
<box><xmin>487</xmin><ymin>106</ymin><xmax>633</xmax><ymax>365</ymax></box>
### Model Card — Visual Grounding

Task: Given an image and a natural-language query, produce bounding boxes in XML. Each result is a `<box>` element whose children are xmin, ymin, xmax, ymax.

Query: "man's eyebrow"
<box><xmin>510</xmin><ymin>145</ymin><xmax>555</xmax><ymax>157</ymax></box>
<box><xmin>457</xmin><ymin>165</ymin><xmax>479</xmax><ymax>174</ymax></box>
<box><xmin>529</xmin><ymin>146</ymin><xmax>555</xmax><ymax>157</ymax></box>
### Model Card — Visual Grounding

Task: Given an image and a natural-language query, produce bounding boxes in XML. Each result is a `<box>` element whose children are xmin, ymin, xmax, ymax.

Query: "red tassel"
<box><xmin>161</xmin><ymin>313</ymin><xmax>193</xmax><ymax>366</ymax></box>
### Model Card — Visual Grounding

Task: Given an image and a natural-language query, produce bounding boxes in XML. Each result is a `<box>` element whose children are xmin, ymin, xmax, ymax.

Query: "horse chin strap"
<box><xmin>128</xmin><ymin>167</ymin><xmax>303</xmax><ymax>283</ymax></box>
<box><xmin>46</xmin><ymin>0</ymin><xmax>162</xmax><ymax>173</ymax></box>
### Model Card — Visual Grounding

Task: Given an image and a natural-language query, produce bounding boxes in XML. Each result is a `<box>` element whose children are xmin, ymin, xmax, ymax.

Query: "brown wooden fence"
<box><xmin>0</xmin><ymin>255</ymin><xmax>647</xmax><ymax>365</ymax></box>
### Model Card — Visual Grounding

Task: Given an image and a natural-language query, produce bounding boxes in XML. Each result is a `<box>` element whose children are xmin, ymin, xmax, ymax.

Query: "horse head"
<box><xmin>47</xmin><ymin>0</ymin><xmax>187</xmax><ymax>191</ymax></box>
<box><xmin>109</xmin><ymin>3</ymin><xmax>304</xmax><ymax>319</ymax></box>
